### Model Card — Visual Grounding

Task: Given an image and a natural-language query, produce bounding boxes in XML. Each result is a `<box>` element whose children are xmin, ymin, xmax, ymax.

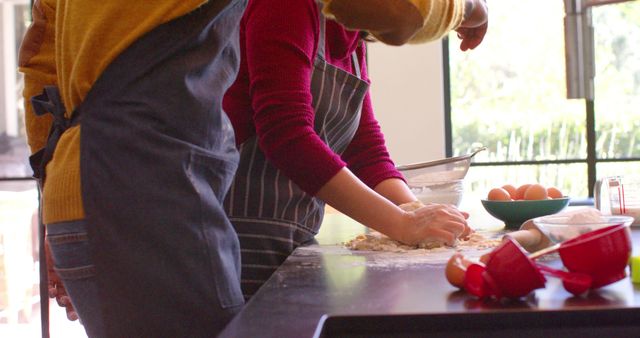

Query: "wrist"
<box><xmin>390</xmin><ymin>210</ymin><xmax>419</xmax><ymax>245</ymax></box>
<box><xmin>399</xmin><ymin>200</ymin><xmax>423</xmax><ymax>212</ymax></box>
<box><xmin>379</xmin><ymin>206</ymin><xmax>408</xmax><ymax>241</ymax></box>
<box><xmin>464</xmin><ymin>0</ymin><xmax>475</xmax><ymax>21</ymax></box>
<box><xmin>460</xmin><ymin>0</ymin><xmax>488</xmax><ymax>29</ymax></box>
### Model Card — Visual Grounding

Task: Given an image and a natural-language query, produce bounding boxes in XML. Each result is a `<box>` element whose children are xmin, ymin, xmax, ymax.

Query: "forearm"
<box><xmin>464</xmin><ymin>0</ymin><xmax>475</xmax><ymax>21</ymax></box>
<box><xmin>319</xmin><ymin>169</ymin><xmax>470</xmax><ymax>246</ymax></box>
<box><xmin>374</xmin><ymin>178</ymin><xmax>416</xmax><ymax>206</ymax></box>
<box><xmin>316</xmin><ymin>168</ymin><xmax>407</xmax><ymax>239</ymax></box>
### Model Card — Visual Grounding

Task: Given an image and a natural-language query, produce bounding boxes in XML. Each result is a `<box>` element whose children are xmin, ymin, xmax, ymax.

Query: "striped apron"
<box><xmin>224</xmin><ymin>8</ymin><xmax>370</xmax><ymax>299</ymax></box>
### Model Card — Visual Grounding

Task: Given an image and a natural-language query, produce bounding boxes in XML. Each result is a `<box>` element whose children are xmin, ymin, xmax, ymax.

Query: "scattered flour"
<box><xmin>344</xmin><ymin>231</ymin><xmax>501</xmax><ymax>253</ymax></box>
<box><xmin>294</xmin><ymin>232</ymin><xmax>501</xmax><ymax>269</ymax></box>
<box><xmin>294</xmin><ymin>201</ymin><xmax>502</xmax><ymax>269</ymax></box>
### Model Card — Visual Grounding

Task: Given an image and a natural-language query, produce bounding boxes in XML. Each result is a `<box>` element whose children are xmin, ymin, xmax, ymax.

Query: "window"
<box><xmin>0</xmin><ymin>1</ymin><xmax>85</xmax><ymax>336</ymax></box>
<box><xmin>592</xmin><ymin>3</ymin><xmax>640</xmax><ymax>176</ymax></box>
<box><xmin>0</xmin><ymin>0</ymin><xmax>39</xmax><ymax>333</ymax></box>
<box><xmin>446</xmin><ymin>0</ymin><xmax>640</xmax><ymax>203</ymax></box>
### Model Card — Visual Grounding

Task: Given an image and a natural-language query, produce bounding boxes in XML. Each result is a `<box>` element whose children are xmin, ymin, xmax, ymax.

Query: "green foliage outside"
<box><xmin>449</xmin><ymin>0</ymin><xmax>640</xmax><ymax>197</ymax></box>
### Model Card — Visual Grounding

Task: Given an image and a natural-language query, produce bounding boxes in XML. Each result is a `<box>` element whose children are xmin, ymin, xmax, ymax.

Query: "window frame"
<box><xmin>442</xmin><ymin>30</ymin><xmax>640</xmax><ymax>199</ymax></box>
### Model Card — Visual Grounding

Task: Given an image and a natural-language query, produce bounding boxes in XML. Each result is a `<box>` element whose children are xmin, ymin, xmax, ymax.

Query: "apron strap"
<box><xmin>29</xmin><ymin>86</ymin><xmax>80</xmax><ymax>183</ymax></box>
<box><xmin>352</xmin><ymin>50</ymin><xmax>361</xmax><ymax>78</ymax></box>
<box><xmin>315</xmin><ymin>0</ymin><xmax>362</xmax><ymax>80</ymax></box>
<box><xmin>37</xmin><ymin>185</ymin><xmax>50</xmax><ymax>338</ymax></box>
<box><xmin>316</xmin><ymin>2</ymin><xmax>327</xmax><ymax>61</ymax></box>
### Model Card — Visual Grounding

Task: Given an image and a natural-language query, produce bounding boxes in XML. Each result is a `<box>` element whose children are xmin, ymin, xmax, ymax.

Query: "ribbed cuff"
<box><xmin>42</xmin><ymin>126</ymin><xmax>85</xmax><ymax>224</ymax></box>
<box><xmin>42</xmin><ymin>165</ymin><xmax>85</xmax><ymax>224</ymax></box>
<box><xmin>408</xmin><ymin>0</ymin><xmax>466</xmax><ymax>44</ymax></box>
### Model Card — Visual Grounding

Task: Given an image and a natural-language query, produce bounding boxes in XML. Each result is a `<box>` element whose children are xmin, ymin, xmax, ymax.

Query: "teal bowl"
<box><xmin>481</xmin><ymin>197</ymin><xmax>571</xmax><ymax>230</ymax></box>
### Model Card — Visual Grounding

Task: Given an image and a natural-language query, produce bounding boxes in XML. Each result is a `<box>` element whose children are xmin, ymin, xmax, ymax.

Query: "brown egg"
<box><xmin>524</xmin><ymin>183</ymin><xmax>548</xmax><ymax>200</ymax></box>
<box><xmin>501</xmin><ymin>184</ymin><xmax>518</xmax><ymax>199</ymax></box>
<box><xmin>547</xmin><ymin>186</ymin><xmax>564</xmax><ymax>199</ymax></box>
<box><xmin>487</xmin><ymin>187</ymin><xmax>512</xmax><ymax>201</ymax></box>
<box><xmin>515</xmin><ymin>184</ymin><xmax>532</xmax><ymax>200</ymax></box>
<box><xmin>445</xmin><ymin>253</ymin><xmax>473</xmax><ymax>288</ymax></box>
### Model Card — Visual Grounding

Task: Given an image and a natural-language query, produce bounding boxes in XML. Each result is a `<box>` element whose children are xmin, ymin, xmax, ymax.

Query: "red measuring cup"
<box><xmin>464</xmin><ymin>238</ymin><xmax>546</xmax><ymax>299</ymax></box>
<box><xmin>528</xmin><ymin>223</ymin><xmax>632</xmax><ymax>289</ymax></box>
<box><xmin>462</xmin><ymin>223</ymin><xmax>631</xmax><ymax>298</ymax></box>
<box><xmin>485</xmin><ymin>238</ymin><xmax>547</xmax><ymax>298</ymax></box>
<box><xmin>535</xmin><ymin>264</ymin><xmax>592</xmax><ymax>296</ymax></box>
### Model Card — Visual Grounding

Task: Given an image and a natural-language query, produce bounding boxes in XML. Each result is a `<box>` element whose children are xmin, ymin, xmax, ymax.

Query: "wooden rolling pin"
<box><xmin>503</xmin><ymin>219</ymin><xmax>552</xmax><ymax>253</ymax></box>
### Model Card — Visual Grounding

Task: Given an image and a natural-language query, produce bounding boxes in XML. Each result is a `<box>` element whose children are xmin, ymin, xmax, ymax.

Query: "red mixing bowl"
<box><xmin>558</xmin><ymin>223</ymin><xmax>632</xmax><ymax>288</ymax></box>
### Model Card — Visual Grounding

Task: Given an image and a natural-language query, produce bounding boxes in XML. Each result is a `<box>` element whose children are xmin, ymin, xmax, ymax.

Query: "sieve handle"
<box><xmin>529</xmin><ymin>243</ymin><xmax>562</xmax><ymax>260</ymax></box>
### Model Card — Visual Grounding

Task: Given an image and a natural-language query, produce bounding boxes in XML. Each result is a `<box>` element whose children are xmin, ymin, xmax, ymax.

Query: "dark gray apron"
<box><xmin>224</xmin><ymin>6</ymin><xmax>370</xmax><ymax>299</ymax></box>
<box><xmin>30</xmin><ymin>0</ymin><xmax>247</xmax><ymax>336</ymax></box>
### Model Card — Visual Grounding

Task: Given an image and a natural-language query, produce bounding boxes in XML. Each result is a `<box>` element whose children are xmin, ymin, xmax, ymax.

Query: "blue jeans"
<box><xmin>46</xmin><ymin>220</ymin><xmax>105</xmax><ymax>338</ymax></box>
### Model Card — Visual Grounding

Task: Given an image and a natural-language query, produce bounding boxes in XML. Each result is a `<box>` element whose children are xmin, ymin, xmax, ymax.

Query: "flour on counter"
<box><xmin>293</xmin><ymin>232</ymin><xmax>501</xmax><ymax>269</ymax></box>
<box><xmin>344</xmin><ymin>231</ymin><xmax>501</xmax><ymax>253</ymax></box>
<box><xmin>339</xmin><ymin>231</ymin><xmax>502</xmax><ymax>267</ymax></box>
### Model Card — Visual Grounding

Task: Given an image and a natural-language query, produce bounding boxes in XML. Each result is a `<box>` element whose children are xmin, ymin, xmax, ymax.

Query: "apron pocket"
<box><xmin>188</xmin><ymin>149</ymin><xmax>244</xmax><ymax>309</ymax></box>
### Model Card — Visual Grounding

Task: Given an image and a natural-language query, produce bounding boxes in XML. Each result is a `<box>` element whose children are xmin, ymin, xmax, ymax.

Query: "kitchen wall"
<box><xmin>367</xmin><ymin>41</ymin><xmax>446</xmax><ymax>166</ymax></box>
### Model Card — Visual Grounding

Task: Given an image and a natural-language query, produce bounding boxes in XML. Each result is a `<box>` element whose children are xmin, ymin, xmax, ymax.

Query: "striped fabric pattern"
<box><xmin>225</xmin><ymin>3</ymin><xmax>369</xmax><ymax>300</ymax></box>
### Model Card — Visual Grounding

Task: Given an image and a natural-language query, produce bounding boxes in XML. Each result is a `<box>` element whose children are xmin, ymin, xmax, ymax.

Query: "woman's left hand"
<box><xmin>393</xmin><ymin>203</ymin><xmax>472</xmax><ymax>246</ymax></box>
<box><xmin>46</xmin><ymin>240</ymin><xmax>79</xmax><ymax>321</ymax></box>
<box><xmin>456</xmin><ymin>0</ymin><xmax>488</xmax><ymax>51</ymax></box>
<box><xmin>456</xmin><ymin>23</ymin><xmax>488</xmax><ymax>51</ymax></box>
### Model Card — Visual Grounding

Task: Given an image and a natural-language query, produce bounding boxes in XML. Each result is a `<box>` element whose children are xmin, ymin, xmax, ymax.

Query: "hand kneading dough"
<box><xmin>398</xmin><ymin>200</ymin><xmax>446</xmax><ymax>249</ymax></box>
<box><xmin>345</xmin><ymin>200</ymin><xmax>500</xmax><ymax>252</ymax></box>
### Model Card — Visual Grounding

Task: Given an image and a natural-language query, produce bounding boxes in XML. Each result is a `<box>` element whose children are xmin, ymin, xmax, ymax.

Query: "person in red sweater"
<box><xmin>223</xmin><ymin>0</ymin><xmax>488</xmax><ymax>299</ymax></box>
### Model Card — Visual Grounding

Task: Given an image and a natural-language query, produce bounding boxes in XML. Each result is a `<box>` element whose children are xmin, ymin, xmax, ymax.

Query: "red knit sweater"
<box><xmin>223</xmin><ymin>0</ymin><xmax>403</xmax><ymax>195</ymax></box>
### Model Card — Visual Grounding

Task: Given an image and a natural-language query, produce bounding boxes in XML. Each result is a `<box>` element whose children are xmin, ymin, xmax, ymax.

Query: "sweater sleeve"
<box><xmin>407</xmin><ymin>0</ymin><xmax>465</xmax><ymax>44</ymax></box>
<box><xmin>18</xmin><ymin>0</ymin><xmax>57</xmax><ymax>154</ymax></box>
<box><xmin>342</xmin><ymin>43</ymin><xmax>405</xmax><ymax>189</ymax></box>
<box><xmin>321</xmin><ymin>0</ymin><xmax>465</xmax><ymax>44</ymax></box>
<box><xmin>244</xmin><ymin>0</ymin><xmax>346</xmax><ymax>196</ymax></box>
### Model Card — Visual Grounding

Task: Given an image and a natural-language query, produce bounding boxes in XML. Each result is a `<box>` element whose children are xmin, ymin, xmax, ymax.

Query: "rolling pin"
<box><xmin>503</xmin><ymin>219</ymin><xmax>552</xmax><ymax>253</ymax></box>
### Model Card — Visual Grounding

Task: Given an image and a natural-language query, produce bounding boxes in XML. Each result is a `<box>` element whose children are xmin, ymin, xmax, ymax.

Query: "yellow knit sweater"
<box><xmin>19</xmin><ymin>0</ymin><xmax>207</xmax><ymax>224</ymax></box>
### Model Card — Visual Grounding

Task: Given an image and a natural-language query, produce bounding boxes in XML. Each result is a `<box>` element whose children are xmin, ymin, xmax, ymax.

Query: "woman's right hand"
<box><xmin>393</xmin><ymin>204</ymin><xmax>471</xmax><ymax>246</ymax></box>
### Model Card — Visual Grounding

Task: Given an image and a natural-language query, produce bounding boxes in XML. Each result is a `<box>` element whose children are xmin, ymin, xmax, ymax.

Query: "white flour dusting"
<box><xmin>294</xmin><ymin>232</ymin><xmax>502</xmax><ymax>269</ymax></box>
<box><xmin>343</xmin><ymin>232</ymin><xmax>501</xmax><ymax>268</ymax></box>
<box><xmin>344</xmin><ymin>231</ymin><xmax>500</xmax><ymax>252</ymax></box>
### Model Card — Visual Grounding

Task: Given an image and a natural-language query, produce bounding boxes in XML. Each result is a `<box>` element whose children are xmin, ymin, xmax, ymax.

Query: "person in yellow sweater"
<box><xmin>21</xmin><ymin>0</ymin><xmax>248</xmax><ymax>336</ymax></box>
<box><xmin>20</xmin><ymin>0</ymin><xmax>486</xmax><ymax>336</ymax></box>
